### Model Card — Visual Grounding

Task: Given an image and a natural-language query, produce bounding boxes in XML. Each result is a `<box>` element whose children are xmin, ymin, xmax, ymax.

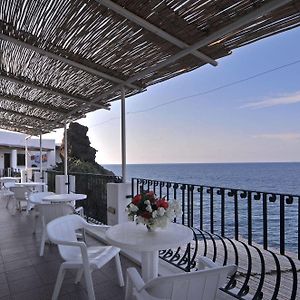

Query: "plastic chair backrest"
<box><xmin>142</xmin><ymin>265</ymin><xmax>236</xmax><ymax>300</ymax></box>
<box><xmin>29</xmin><ymin>192</ymin><xmax>54</xmax><ymax>204</ymax></box>
<box><xmin>47</xmin><ymin>214</ymin><xmax>86</xmax><ymax>261</ymax></box>
<box><xmin>10</xmin><ymin>186</ymin><xmax>32</xmax><ymax>200</ymax></box>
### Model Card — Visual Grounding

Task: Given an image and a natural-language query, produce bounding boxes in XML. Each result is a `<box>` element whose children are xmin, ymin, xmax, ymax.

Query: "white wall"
<box><xmin>0</xmin><ymin>131</ymin><xmax>57</xmax><ymax>169</ymax></box>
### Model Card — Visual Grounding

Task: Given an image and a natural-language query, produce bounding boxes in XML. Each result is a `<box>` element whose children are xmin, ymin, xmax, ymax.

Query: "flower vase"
<box><xmin>146</xmin><ymin>225</ymin><xmax>155</xmax><ymax>232</ymax></box>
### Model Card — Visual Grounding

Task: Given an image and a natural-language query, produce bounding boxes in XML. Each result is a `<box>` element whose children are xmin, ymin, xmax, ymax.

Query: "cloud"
<box><xmin>253</xmin><ymin>133</ymin><xmax>300</xmax><ymax>141</ymax></box>
<box><xmin>241</xmin><ymin>91</ymin><xmax>300</xmax><ymax>109</ymax></box>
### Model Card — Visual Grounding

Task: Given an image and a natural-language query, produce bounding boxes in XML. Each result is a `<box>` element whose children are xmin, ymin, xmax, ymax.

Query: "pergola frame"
<box><xmin>0</xmin><ymin>0</ymin><xmax>298</xmax><ymax>135</ymax></box>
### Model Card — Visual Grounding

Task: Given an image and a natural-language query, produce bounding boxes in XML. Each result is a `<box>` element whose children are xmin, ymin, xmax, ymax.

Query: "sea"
<box><xmin>104</xmin><ymin>162</ymin><xmax>300</xmax><ymax>195</ymax></box>
<box><xmin>104</xmin><ymin>162</ymin><xmax>300</xmax><ymax>253</ymax></box>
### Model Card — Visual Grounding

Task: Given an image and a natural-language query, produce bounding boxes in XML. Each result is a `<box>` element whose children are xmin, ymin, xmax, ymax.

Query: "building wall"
<box><xmin>0</xmin><ymin>131</ymin><xmax>57</xmax><ymax>170</ymax></box>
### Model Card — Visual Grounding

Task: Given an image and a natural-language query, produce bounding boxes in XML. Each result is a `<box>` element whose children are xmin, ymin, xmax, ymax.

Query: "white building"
<box><xmin>0</xmin><ymin>130</ymin><xmax>57</xmax><ymax>172</ymax></box>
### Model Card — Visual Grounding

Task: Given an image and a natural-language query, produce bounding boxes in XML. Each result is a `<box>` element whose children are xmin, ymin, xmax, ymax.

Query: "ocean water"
<box><xmin>104</xmin><ymin>163</ymin><xmax>300</xmax><ymax>252</ymax></box>
<box><xmin>105</xmin><ymin>162</ymin><xmax>300</xmax><ymax>195</ymax></box>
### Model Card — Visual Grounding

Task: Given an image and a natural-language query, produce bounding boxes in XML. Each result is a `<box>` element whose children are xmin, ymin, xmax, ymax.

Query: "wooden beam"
<box><xmin>0</xmin><ymin>33</ymin><xmax>142</xmax><ymax>91</ymax></box>
<box><xmin>97</xmin><ymin>0</ymin><xmax>217</xmax><ymax>66</ymax></box>
<box><xmin>0</xmin><ymin>73</ymin><xmax>108</xmax><ymax>109</ymax></box>
<box><xmin>121</xmin><ymin>0</ymin><xmax>293</xmax><ymax>87</ymax></box>
<box><xmin>91</xmin><ymin>0</ymin><xmax>294</xmax><ymax>105</ymax></box>
<box><xmin>0</xmin><ymin>107</ymin><xmax>53</xmax><ymax>124</ymax></box>
<box><xmin>36</xmin><ymin>0</ymin><xmax>292</xmax><ymax>128</ymax></box>
<box><xmin>0</xmin><ymin>94</ymin><xmax>66</xmax><ymax>116</ymax></box>
<box><xmin>0</xmin><ymin>118</ymin><xmax>48</xmax><ymax>135</ymax></box>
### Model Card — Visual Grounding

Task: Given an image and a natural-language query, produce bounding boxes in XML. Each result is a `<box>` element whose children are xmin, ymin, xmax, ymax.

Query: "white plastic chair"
<box><xmin>34</xmin><ymin>202</ymin><xmax>83</xmax><ymax>256</ymax></box>
<box><xmin>1</xmin><ymin>182</ymin><xmax>15</xmax><ymax>209</ymax></box>
<box><xmin>47</xmin><ymin>214</ymin><xmax>124</xmax><ymax>300</ymax></box>
<box><xmin>28</xmin><ymin>192</ymin><xmax>55</xmax><ymax>234</ymax></box>
<box><xmin>125</xmin><ymin>257</ymin><xmax>237</xmax><ymax>300</ymax></box>
<box><xmin>10</xmin><ymin>186</ymin><xmax>32</xmax><ymax>212</ymax></box>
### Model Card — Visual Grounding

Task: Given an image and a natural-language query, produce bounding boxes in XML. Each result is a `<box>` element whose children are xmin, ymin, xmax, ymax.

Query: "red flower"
<box><xmin>156</xmin><ymin>199</ymin><xmax>169</xmax><ymax>209</ymax></box>
<box><xmin>140</xmin><ymin>211</ymin><xmax>152</xmax><ymax>219</ymax></box>
<box><xmin>132</xmin><ymin>194</ymin><xmax>142</xmax><ymax>205</ymax></box>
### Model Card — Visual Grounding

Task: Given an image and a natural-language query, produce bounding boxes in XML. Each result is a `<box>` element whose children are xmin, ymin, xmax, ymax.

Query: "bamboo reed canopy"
<box><xmin>0</xmin><ymin>0</ymin><xmax>299</xmax><ymax>135</ymax></box>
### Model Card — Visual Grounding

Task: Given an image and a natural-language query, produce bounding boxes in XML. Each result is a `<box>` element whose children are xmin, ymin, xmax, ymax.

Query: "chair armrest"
<box><xmin>49</xmin><ymin>238</ymin><xmax>86</xmax><ymax>249</ymax></box>
<box><xmin>83</xmin><ymin>222</ymin><xmax>110</xmax><ymax>231</ymax></box>
<box><xmin>197</xmin><ymin>257</ymin><xmax>219</xmax><ymax>270</ymax></box>
<box><xmin>75</xmin><ymin>206</ymin><xmax>84</xmax><ymax>213</ymax></box>
<box><xmin>127</xmin><ymin>268</ymin><xmax>145</xmax><ymax>292</ymax></box>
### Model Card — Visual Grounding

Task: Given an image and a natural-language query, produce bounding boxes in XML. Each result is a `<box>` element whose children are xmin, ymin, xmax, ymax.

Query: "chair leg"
<box><xmin>83</xmin><ymin>266</ymin><xmax>95</xmax><ymax>300</ymax></box>
<box><xmin>52</xmin><ymin>264</ymin><xmax>66</xmax><ymax>300</ymax></box>
<box><xmin>75</xmin><ymin>268</ymin><xmax>83</xmax><ymax>284</ymax></box>
<box><xmin>115</xmin><ymin>253</ymin><xmax>125</xmax><ymax>287</ymax></box>
<box><xmin>125</xmin><ymin>273</ymin><xmax>133</xmax><ymax>300</ymax></box>
<box><xmin>40</xmin><ymin>228</ymin><xmax>46</xmax><ymax>256</ymax></box>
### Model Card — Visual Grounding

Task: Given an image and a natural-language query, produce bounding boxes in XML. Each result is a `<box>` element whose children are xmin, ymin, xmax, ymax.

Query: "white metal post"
<box><xmin>64</xmin><ymin>122</ymin><xmax>69</xmax><ymax>193</ymax></box>
<box><xmin>121</xmin><ymin>87</ymin><xmax>126</xmax><ymax>182</ymax></box>
<box><xmin>39</xmin><ymin>134</ymin><xmax>43</xmax><ymax>177</ymax></box>
<box><xmin>25</xmin><ymin>138</ymin><xmax>28</xmax><ymax>170</ymax></box>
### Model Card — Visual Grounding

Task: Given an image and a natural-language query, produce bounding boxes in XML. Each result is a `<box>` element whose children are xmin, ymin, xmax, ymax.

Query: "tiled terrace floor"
<box><xmin>0</xmin><ymin>201</ymin><xmax>138</xmax><ymax>300</ymax></box>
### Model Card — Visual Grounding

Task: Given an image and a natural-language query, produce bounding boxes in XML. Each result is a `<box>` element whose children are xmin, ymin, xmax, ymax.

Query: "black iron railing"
<box><xmin>47</xmin><ymin>170</ymin><xmax>122</xmax><ymax>223</ymax></box>
<box><xmin>0</xmin><ymin>168</ymin><xmax>20</xmax><ymax>177</ymax></box>
<box><xmin>132</xmin><ymin>178</ymin><xmax>299</xmax><ymax>300</ymax></box>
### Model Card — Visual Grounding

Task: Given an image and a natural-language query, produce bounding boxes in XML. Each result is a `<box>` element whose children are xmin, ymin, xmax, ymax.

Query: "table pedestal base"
<box><xmin>141</xmin><ymin>250</ymin><xmax>158</xmax><ymax>282</ymax></box>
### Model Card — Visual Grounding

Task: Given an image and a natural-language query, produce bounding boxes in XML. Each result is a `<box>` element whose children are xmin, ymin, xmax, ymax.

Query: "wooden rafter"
<box><xmin>0</xmin><ymin>93</ymin><xmax>67</xmax><ymax>116</ymax></box>
<box><xmin>0</xmin><ymin>73</ymin><xmax>108</xmax><ymax>110</ymax></box>
<box><xmin>97</xmin><ymin>0</ymin><xmax>218</xmax><ymax>66</ymax></box>
<box><xmin>0</xmin><ymin>107</ymin><xmax>53</xmax><ymax>125</ymax></box>
<box><xmin>0</xmin><ymin>33</ymin><xmax>143</xmax><ymax>91</ymax></box>
<box><xmin>0</xmin><ymin>0</ymin><xmax>298</xmax><ymax>134</ymax></box>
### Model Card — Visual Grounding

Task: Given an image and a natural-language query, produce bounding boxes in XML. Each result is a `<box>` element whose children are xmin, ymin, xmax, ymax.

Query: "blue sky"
<box><xmin>45</xmin><ymin>27</ymin><xmax>300</xmax><ymax>164</ymax></box>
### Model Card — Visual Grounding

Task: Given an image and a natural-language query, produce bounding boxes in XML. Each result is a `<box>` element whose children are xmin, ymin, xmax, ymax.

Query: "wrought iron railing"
<box><xmin>47</xmin><ymin>170</ymin><xmax>122</xmax><ymax>223</ymax></box>
<box><xmin>0</xmin><ymin>168</ymin><xmax>20</xmax><ymax>177</ymax></box>
<box><xmin>132</xmin><ymin>178</ymin><xmax>299</xmax><ymax>300</ymax></box>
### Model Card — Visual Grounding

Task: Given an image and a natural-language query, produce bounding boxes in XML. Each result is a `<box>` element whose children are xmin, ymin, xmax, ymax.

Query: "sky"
<box><xmin>44</xmin><ymin>26</ymin><xmax>300</xmax><ymax>164</ymax></box>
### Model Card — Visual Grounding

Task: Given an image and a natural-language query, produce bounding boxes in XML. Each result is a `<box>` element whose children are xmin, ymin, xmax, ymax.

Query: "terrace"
<box><xmin>0</xmin><ymin>0</ymin><xmax>300</xmax><ymax>299</ymax></box>
<box><xmin>0</xmin><ymin>196</ymin><xmax>139</xmax><ymax>300</ymax></box>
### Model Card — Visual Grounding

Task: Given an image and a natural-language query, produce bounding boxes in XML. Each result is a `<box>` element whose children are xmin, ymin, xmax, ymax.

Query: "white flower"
<box><xmin>152</xmin><ymin>210</ymin><xmax>158</xmax><ymax>218</ymax></box>
<box><xmin>146</xmin><ymin>205</ymin><xmax>152</xmax><ymax>212</ymax></box>
<box><xmin>158</xmin><ymin>207</ymin><xmax>165</xmax><ymax>216</ymax></box>
<box><xmin>129</xmin><ymin>204</ymin><xmax>138</xmax><ymax>212</ymax></box>
<box><xmin>145</xmin><ymin>200</ymin><xmax>150</xmax><ymax>205</ymax></box>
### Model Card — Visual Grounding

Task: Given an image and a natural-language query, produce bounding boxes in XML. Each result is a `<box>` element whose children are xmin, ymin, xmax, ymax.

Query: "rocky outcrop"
<box><xmin>58</xmin><ymin>122</ymin><xmax>114</xmax><ymax>175</ymax></box>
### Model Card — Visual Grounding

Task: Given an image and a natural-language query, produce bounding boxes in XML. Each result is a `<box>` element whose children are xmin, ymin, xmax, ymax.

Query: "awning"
<box><xmin>0</xmin><ymin>0</ymin><xmax>299</xmax><ymax>135</ymax></box>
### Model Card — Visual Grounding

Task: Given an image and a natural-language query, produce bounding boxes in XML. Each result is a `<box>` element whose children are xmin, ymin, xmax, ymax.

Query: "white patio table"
<box><xmin>106</xmin><ymin>221</ymin><xmax>193</xmax><ymax>282</ymax></box>
<box><xmin>15</xmin><ymin>182</ymin><xmax>46</xmax><ymax>192</ymax></box>
<box><xmin>15</xmin><ymin>182</ymin><xmax>45</xmax><ymax>187</ymax></box>
<box><xmin>42</xmin><ymin>193</ymin><xmax>87</xmax><ymax>203</ymax></box>
<box><xmin>0</xmin><ymin>177</ymin><xmax>21</xmax><ymax>187</ymax></box>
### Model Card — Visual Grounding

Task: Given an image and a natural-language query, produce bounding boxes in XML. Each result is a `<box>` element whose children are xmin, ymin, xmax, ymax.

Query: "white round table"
<box><xmin>0</xmin><ymin>177</ymin><xmax>21</xmax><ymax>187</ymax></box>
<box><xmin>42</xmin><ymin>193</ymin><xmax>87</xmax><ymax>203</ymax></box>
<box><xmin>15</xmin><ymin>182</ymin><xmax>45</xmax><ymax>187</ymax></box>
<box><xmin>106</xmin><ymin>222</ymin><xmax>193</xmax><ymax>282</ymax></box>
<box><xmin>0</xmin><ymin>177</ymin><xmax>21</xmax><ymax>182</ymax></box>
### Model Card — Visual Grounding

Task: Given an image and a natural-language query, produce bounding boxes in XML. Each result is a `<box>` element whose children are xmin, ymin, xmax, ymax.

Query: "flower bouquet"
<box><xmin>127</xmin><ymin>191</ymin><xmax>181</xmax><ymax>231</ymax></box>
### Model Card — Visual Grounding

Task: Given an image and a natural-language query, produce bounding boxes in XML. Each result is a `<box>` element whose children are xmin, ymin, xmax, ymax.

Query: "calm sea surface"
<box><xmin>104</xmin><ymin>162</ymin><xmax>300</xmax><ymax>195</ymax></box>
<box><xmin>104</xmin><ymin>163</ymin><xmax>300</xmax><ymax>252</ymax></box>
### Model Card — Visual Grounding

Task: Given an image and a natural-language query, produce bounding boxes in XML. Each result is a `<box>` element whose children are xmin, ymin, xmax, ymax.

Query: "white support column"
<box><xmin>106</xmin><ymin>88</ymin><xmax>130</xmax><ymax>225</ymax></box>
<box><xmin>121</xmin><ymin>87</ymin><xmax>127</xmax><ymax>183</ymax></box>
<box><xmin>64</xmin><ymin>123</ymin><xmax>68</xmax><ymax>177</ymax></box>
<box><xmin>39</xmin><ymin>134</ymin><xmax>43</xmax><ymax>178</ymax></box>
<box><xmin>25</xmin><ymin>138</ymin><xmax>28</xmax><ymax>170</ymax></box>
<box><xmin>64</xmin><ymin>122</ymin><xmax>69</xmax><ymax>193</ymax></box>
<box><xmin>10</xmin><ymin>149</ymin><xmax>17</xmax><ymax>170</ymax></box>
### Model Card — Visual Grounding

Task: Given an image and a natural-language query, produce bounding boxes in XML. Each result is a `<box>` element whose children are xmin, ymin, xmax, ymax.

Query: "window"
<box><xmin>17</xmin><ymin>154</ymin><xmax>25</xmax><ymax>166</ymax></box>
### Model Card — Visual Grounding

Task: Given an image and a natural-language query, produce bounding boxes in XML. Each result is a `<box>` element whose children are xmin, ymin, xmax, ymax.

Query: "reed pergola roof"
<box><xmin>0</xmin><ymin>0</ymin><xmax>299</xmax><ymax>135</ymax></box>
